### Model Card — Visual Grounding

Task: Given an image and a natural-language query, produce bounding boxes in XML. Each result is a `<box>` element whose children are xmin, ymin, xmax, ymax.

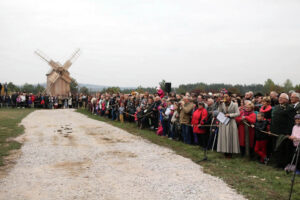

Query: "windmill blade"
<box><xmin>48</xmin><ymin>72</ymin><xmax>61</xmax><ymax>92</ymax></box>
<box><xmin>35</xmin><ymin>50</ymin><xmax>60</xmax><ymax>70</ymax></box>
<box><xmin>35</xmin><ymin>49</ymin><xmax>51</xmax><ymax>63</ymax></box>
<box><xmin>63</xmin><ymin>49</ymin><xmax>80</xmax><ymax>70</ymax></box>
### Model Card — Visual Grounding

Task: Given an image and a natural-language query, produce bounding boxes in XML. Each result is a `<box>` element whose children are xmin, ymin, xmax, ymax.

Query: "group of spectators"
<box><xmin>1</xmin><ymin>84</ymin><xmax>300</xmax><ymax>171</ymax></box>
<box><xmin>0</xmin><ymin>92</ymin><xmax>88</xmax><ymax>109</ymax></box>
<box><xmin>86</xmin><ymin>87</ymin><xmax>300</xmax><ymax>171</ymax></box>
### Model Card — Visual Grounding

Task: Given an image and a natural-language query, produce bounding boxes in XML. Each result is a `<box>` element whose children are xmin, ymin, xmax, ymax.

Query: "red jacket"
<box><xmin>191</xmin><ymin>108</ymin><xmax>208</xmax><ymax>134</ymax></box>
<box><xmin>157</xmin><ymin>89</ymin><xmax>164</xmax><ymax>98</ymax></box>
<box><xmin>31</xmin><ymin>95</ymin><xmax>35</xmax><ymax>102</ymax></box>
<box><xmin>236</xmin><ymin>110</ymin><xmax>256</xmax><ymax>147</ymax></box>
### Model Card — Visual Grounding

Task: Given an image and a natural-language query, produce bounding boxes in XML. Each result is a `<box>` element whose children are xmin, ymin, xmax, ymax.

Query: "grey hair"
<box><xmin>280</xmin><ymin>93</ymin><xmax>289</xmax><ymax>100</ymax></box>
<box><xmin>292</xmin><ymin>92</ymin><xmax>300</xmax><ymax>99</ymax></box>
<box><xmin>207</xmin><ymin>98</ymin><xmax>214</xmax><ymax>104</ymax></box>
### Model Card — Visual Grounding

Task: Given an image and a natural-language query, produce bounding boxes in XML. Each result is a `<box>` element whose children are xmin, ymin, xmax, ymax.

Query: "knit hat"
<box><xmin>295</xmin><ymin>114</ymin><xmax>300</xmax><ymax>119</ymax></box>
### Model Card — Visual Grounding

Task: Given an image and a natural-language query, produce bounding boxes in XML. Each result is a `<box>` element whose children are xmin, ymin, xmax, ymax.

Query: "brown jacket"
<box><xmin>179</xmin><ymin>102</ymin><xmax>194</xmax><ymax>125</ymax></box>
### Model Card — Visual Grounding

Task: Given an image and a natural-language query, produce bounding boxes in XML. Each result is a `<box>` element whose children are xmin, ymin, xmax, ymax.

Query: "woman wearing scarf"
<box><xmin>217</xmin><ymin>91</ymin><xmax>240</xmax><ymax>158</ymax></box>
<box><xmin>236</xmin><ymin>102</ymin><xmax>256</xmax><ymax>156</ymax></box>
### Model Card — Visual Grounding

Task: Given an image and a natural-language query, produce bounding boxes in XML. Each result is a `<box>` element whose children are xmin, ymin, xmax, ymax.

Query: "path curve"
<box><xmin>0</xmin><ymin>109</ymin><xmax>245</xmax><ymax>200</ymax></box>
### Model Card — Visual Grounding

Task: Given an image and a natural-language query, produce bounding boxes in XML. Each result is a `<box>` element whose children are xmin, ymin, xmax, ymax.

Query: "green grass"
<box><xmin>0</xmin><ymin>108</ymin><xmax>34</xmax><ymax>166</ymax></box>
<box><xmin>77</xmin><ymin>108</ymin><xmax>300</xmax><ymax>200</ymax></box>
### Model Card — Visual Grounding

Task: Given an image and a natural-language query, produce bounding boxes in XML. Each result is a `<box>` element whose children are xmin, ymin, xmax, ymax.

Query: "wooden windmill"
<box><xmin>35</xmin><ymin>49</ymin><xmax>80</xmax><ymax>97</ymax></box>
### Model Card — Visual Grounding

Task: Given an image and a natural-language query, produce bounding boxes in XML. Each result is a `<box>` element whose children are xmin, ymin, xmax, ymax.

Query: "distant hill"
<box><xmin>78</xmin><ymin>83</ymin><xmax>134</xmax><ymax>92</ymax></box>
<box><xmin>33</xmin><ymin>83</ymin><xmax>134</xmax><ymax>92</ymax></box>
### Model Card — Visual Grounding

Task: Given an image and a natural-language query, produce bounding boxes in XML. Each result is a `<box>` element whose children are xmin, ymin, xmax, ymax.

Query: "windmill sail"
<box><xmin>35</xmin><ymin>49</ymin><xmax>80</xmax><ymax>97</ymax></box>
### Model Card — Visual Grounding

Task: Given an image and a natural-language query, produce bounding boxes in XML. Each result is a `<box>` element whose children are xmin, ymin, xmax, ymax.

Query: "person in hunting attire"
<box><xmin>217</xmin><ymin>91</ymin><xmax>240</xmax><ymax>158</ymax></box>
<box><xmin>270</xmin><ymin>93</ymin><xmax>296</xmax><ymax>168</ymax></box>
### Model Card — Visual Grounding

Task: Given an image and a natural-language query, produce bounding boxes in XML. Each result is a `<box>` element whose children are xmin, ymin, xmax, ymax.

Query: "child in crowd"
<box><xmin>289</xmin><ymin>114</ymin><xmax>300</xmax><ymax>148</ymax></box>
<box><xmin>253</xmin><ymin>112</ymin><xmax>268</xmax><ymax>163</ymax></box>
<box><xmin>287</xmin><ymin>114</ymin><xmax>300</xmax><ymax>173</ymax></box>
<box><xmin>119</xmin><ymin>102</ymin><xmax>125</xmax><ymax>123</ymax></box>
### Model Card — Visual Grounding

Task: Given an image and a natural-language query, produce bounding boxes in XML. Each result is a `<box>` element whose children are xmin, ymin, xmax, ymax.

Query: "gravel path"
<box><xmin>0</xmin><ymin>109</ymin><xmax>245</xmax><ymax>200</ymax></box>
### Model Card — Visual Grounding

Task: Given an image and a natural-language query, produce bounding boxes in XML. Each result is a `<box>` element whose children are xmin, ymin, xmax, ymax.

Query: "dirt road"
<box><xmin>0</xmin><ymin>109</ymin><xmax>245</xmax><ymax>200</ymax></box>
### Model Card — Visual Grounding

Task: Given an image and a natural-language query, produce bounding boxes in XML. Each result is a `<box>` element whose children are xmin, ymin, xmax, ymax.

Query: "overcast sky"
<box><xmin>0</xmin><ymin>0</ymin><xmax>299</xmax><ymax>87</ymax></box>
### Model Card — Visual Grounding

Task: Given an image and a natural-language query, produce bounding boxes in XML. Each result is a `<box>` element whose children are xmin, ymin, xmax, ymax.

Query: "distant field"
<box><xmin>0</xmin><ymin>109</ymin><xmax>34</xmax><ymax>166</ymax></box>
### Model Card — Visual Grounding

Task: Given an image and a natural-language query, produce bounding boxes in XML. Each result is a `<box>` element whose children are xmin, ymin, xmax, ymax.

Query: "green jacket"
<box><xmin>270</xmin><ymin>103</ymin><xmax>296</xmax><ymax>135</ymax></box>
<box><xmin>179</xmin><ymin>102</ymin><xmax>194</xmax><ymax>125</ymax></box>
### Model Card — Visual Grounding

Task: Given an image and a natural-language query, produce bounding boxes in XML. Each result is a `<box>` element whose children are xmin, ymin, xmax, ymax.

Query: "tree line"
<box><xmin>3</xmin><ymin>78</ymin><xmax>299</xmax><ymax>96</ymax></box>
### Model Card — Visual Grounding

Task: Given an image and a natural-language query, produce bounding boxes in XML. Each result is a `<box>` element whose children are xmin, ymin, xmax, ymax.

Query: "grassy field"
<box><xmin>0</xmin><ymin>108</ymin><xmax>34</xmax><ymax>166</ymax></box>
<box><xmin>77</xmin><ymin>108</ymin><xmax>300</xmax><ymax>200</ymax></box>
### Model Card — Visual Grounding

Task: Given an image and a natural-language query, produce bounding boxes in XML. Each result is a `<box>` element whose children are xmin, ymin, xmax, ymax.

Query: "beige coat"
<box><xmin>179</xmin><ymin>102</ymin><xmax>194</xmax><ymax>125</ymax></box>
<box><xmin>217</xmin><ymin>101</ymin><xmax>240</xmax><ymax>154</ymax></box>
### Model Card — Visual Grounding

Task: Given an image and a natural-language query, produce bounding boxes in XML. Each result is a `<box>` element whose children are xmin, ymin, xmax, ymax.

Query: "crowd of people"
<box><xmin>0</xmin><ymin>92</ymin><xmax>88</xmax><ymax>109</ymax></box>
<box><xmin>85</xmin><ymin>87</ymin><xmax>300</xmax><ymax>171</ymax></box>
<box><xmin>1</xmin><ymin>84</ymin><xmax>300</xmax><ymax>172</ymax></box>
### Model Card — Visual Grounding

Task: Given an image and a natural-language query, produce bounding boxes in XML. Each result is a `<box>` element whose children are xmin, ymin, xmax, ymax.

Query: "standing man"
<box><xmin>4</xmin><ymin>82</ymin><xmax>7</xmax><ymax>96</ymax></box>
<box><xmin>179</xmin><ymin>96</ymin><xmax>194</xmax><ymax>144</ymax></box>
<box><xmin>270</xmin><ymin>93</ymin><xmax>296</xmax><ymax>168</ymax></box>
<box><xmin>0</xmin><ymin>83</ymin><xmax>2</xmax><ymax>96</ymax></box>
<box><xmin>270</xmin><ymin>91</ymin><xmax>279</xmax><ymax>107</ymax></box>
<box><xmin>291</xmin><ymin>92</ymin><xmax>300</xmax><ymax>114</ymax></box>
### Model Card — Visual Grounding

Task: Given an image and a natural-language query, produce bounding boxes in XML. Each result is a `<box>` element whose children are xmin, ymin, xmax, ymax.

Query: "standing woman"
<box><xmin>236</xmin><ymin>102</ymin><xmax>256</xmax><ymax>156</ymax></box>
<box><xmin>217</xmin><ymin>92</ymin><xmax>240</xmax><ymax>158</ymax></box>
<box><xmin>191</xmin><ymin>102</ymin><xmax>208</xmax><ymax>148</ymax></box>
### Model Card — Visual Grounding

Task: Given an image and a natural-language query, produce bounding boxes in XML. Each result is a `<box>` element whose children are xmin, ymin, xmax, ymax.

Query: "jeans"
<box><xmin>181</xmin><ymin>124</ymin><xmax>192</xmax><ymax>144</ymax></box>
<box><xmin>111</xmin><ymin>109</ymin><xmax>117</xmax><ymax>120</ymax></box>
<box><xmin>162</xmin><ymin>120</ymin><xmax>169</xmax><ymax>136</ymax></box>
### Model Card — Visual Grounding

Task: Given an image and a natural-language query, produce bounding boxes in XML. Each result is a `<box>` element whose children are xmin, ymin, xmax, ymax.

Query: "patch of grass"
<box><xmin>0</xmin><ymin>108</ymin><xmax>34</xmax><ymax>166</ymax></box>
<box><xmin>78</xmin><ymin>108</ymin><xmax>300</xmax><ymax>200</ymax></box>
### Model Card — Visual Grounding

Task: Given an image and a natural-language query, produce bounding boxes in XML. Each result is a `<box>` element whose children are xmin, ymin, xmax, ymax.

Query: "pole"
<box><xmin>244</xmin><ymin>120</ymin><xmax>250</xmax><ymax>157</ymax></box>
<box><xmin>289</xmin><ymin>143</ymin><xmax>300</xmax><ymax>200</ymax></box>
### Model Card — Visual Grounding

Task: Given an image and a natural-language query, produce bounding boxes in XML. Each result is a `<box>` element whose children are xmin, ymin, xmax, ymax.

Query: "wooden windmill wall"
<box><xmin>35</xmin><ymin>49</ymin><xmax>80</xmax><ymax>97</ymax></box>
<box><xmin>46</xmin><ymin>69</ymin><xmax>71</xmax><ymax>97</ymax></box>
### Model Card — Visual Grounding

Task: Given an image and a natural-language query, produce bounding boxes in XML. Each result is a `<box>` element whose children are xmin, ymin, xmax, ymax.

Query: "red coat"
<box><xmin>191</xmin><ymin>108</ymin><xmax>208</xmax><ymax>134</ymax></box>
<box><xmin>236</xmin><ymin>110</ymin><xmax>256</xmax><ymax>147</ymax></box>
<box><xmin>157</xmin><ymin>89</ymin><xmax>164</xmax><ymax>98</ymax></box>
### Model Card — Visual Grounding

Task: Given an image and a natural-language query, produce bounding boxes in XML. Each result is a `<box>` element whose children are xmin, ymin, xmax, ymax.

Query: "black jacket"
<box><xmin>270</xmin><ymin>104</ymin><xmax>295</xmax><ymax>135</ymax></box>
<box><xmin>255</xmin><ymin>120</ymin><xmax>268</xmax><ymax>141</ymax></box>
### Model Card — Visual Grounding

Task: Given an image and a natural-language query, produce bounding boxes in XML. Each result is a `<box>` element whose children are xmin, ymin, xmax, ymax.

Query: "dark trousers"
<box><xmin>162</xmin><ymin>120</ymin><xmax>169</xmax><ymax>136</ymax></box>
<box><xmin>181</xmin><ymin>124</ymin><xmax>192</xmax><ymax>144</ymax></box>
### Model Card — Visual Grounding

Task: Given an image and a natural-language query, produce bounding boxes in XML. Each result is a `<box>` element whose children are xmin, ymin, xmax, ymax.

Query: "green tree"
<box><xmin>283</xmin><ymin>79</ymin><xmax>293</xmax><ymax>92</ymax></box>
<box><xmin>295</xmin><ymin>84</ymin><xmax>300</xmax><ymax>93</ymax></box>
<box><xmin>79</xmin><ymin>86</ymin><xmax>89</xmax><ymax>95</ymax></box>
<box><xmin>7</xmin><ymin>82</ymin><xmax>20</xmax><ymax>93</ymax></box>
<box><xmin>136</xmin><ymin>85</ymin><xmax>145</xmax><ymax>93</ymax></box>
<box><xmin>263</xmin><ymin>78</ymin><xmax>276</xmax><ymax>94</ymax></box>
<box><xmin>21</xmin><ymin>83</ymin><xmax>35</xmax><ymax>93</ymax></box>
<box><xmin>70</xmin><ymin>78</ymin><xmax>79</xmax><ymax>94</ymax></box>
<box><xmin>35</xmin><ymin>84</ymin><xmax>45</xmax><ymax>94</ymax></box>
<box><xmin>159</xmin><ymin>80</ymin><xmax>166</xmax><ymax>92</ymax></box>
<box><xmin>105</xmin><ymin>87</ymin><xmax>120</xmax><ymax>94</ymax></box>
<box><xmin>228</xmin><ymin>87</ymin><xmax>241</xmax><ymax>95</ymax></box>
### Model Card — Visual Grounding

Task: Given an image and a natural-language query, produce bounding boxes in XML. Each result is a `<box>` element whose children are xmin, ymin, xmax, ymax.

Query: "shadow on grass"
<box><xmin>77</xmin><ymin>108</ymin><xmax>300</xmax><ymax>200</ymax></box>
